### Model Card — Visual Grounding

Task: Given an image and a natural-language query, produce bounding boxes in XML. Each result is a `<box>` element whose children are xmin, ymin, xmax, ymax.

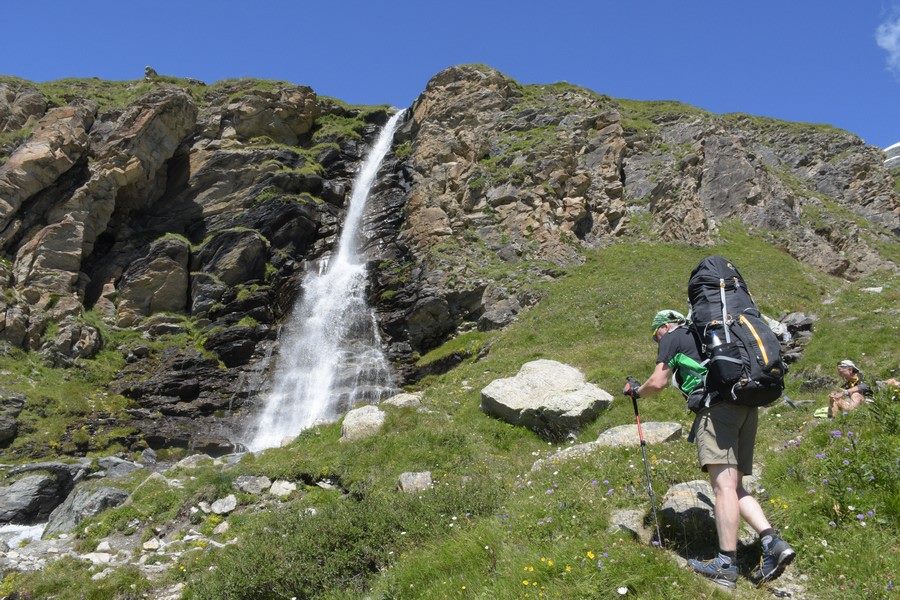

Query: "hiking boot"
<box><xmin>750</xmin><ymin>536</ymin><xmax>796</xmax><ymax>584</ymax></box>
<box><xmin>687</xmin><ymin>556</ymin><xmax>739</xmax><ymax>589</ymax></box>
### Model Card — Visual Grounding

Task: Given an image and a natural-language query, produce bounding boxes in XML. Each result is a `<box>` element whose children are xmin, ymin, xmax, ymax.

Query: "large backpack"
<box><xmin>688</xmin><ymin>256</ymin><xmax>785</xmax><ymax>407</ymax></box>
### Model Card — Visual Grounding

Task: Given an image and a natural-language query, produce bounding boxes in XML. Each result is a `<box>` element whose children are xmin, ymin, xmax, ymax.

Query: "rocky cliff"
<box><xmin>0</xmin><ymin>66</ymin><xmax>896</xmax><ymax>455</ymax></box>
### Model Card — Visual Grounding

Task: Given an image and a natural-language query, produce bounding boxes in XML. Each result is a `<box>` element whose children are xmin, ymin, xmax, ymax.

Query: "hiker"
<box><xmin>827</xmin><ymin>359</ymin><xmax>873</xmax><ymax>417</ymax></box>
<box><xmin>623</xmin><ymin>309</ymin><xmax>795</xmax><ymax>588</ymax></box>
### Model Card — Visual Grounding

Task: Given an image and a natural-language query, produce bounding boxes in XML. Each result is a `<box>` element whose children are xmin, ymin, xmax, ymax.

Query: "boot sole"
<box><xmin>753</xmin><ymin>548</ymin><xmax>796</xmax><ymax>585</ymax></box>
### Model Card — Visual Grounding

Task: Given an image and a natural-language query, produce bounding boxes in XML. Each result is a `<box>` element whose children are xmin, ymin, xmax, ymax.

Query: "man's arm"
<box><xmin>638</xmin><ymin>362</ymin><xmax>671</xmax><ymax>398</ymax></box>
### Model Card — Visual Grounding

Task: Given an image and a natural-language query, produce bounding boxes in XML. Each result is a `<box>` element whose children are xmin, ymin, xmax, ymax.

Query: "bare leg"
<box><xmin>737</xmin><ymin>471</ymin><xmax>772</xmax><ymax>534</ymax></box>
<box><xmin>708</xmin><ymin>464</ymin><xmax>740</xmax><ymax>551</ymax></box>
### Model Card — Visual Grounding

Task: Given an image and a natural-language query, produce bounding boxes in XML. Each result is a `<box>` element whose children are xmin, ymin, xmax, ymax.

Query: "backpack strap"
<box><xmin>719</xmin><ymin>278</ymin><xmax>732</xmax><ymax>343</ymax></box>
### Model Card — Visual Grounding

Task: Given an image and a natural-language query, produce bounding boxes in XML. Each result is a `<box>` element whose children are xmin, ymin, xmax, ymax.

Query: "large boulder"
<box><xmin>659</xmin><ymin>480</ymin><xmax>717</xmax><ymax>551</ymax></box>
<box><xmin>42</xmin><ymin>486</ymin><xmax>128</xmax><ymax>537</ymax></box>
<box><xmin>0</xmin><ymin>474</ymin><xmax>69</xmax><ymax>525</ymax></box>
<box><xmin>97</xmin><ymin>457</ymin><xmax>143</xmax><ymax>479</ymax></box>
<box><xmin>480</xmin><ymin>359</ymin><xmax>612</xmax><ymax>440</ymax></box>
<box><xmin>0</xmin><ymin>390</ymin><xmax>26</xmax><ymax>446</ymax></box>
<box><xmin>340</xmin><ymin>405</ymin><xmax>386</xmax><ymax>442</ymax></box>
<box><xmin>40</xmin><ymin>320</ymin><xmax>102</xmax><ymax>365</ymax></box>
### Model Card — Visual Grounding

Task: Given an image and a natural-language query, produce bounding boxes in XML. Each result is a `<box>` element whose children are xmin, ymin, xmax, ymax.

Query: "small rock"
<box><xmin>198</xmin><ymin>502</ymin><xmax>212</xmax><ymax>514</ymax></box>
<box><xmin>171</xmin><ymin>454</ymin><xmax>213</xmax><ymax>470</ymax></box>
<box><xmin>91</xmin><ymin>567</ymin><xmax>114</xmax><ymax>581</ymax></box>
<box><xmin>340</xmin><ymin>405</ymin><xmax>386</xmax><ymax>442</ymax></box>
<box><xmin>860</xmin><ymin>286</ymin><xmax>883</xmax><ymax>293</ymax></box>
<box><xmin>97</xmin><ymin>456</ymin><xmax>143</xmax><ymax>479</ymax></box>
<box><xmin>397</xmin><ymin>471</ymin><xmax>433</xmax><ymax>493</ymax></box>
<box><xmin>382</xmin><ymin>392</ymin><xmax>423</xmax><ymax>409</ymax></box>
<box><xmin>82</xmin><ymin>552</ymin><xmax>113</xmax><ymax>564</ymax></box>
<box><xmin>595</xmin><ymin>422</ymin><xmax>682</xmax><ymax>448</ymax></box>
<box><xmin>607</xmin><ymin>509</ymin><xmax>652</xmax><ymax>544</ymax></box>
<box><xmin>234</xmin><ymin>475</ymin><xmax>271</xmax><ymax>495</ymax></box>
<box><xmin>315</xmin><ymin>479</ymin><xmax>339</xmax><ymax>491</ymax></box>
<box><xmin>211</xmin><ymin>494</ymin><xmax>237</xmax><ymax>515</ymax></box>
<box><xmin>140</xmin><ymin>448</ymin><xmax>158</xmax><ymax>465</ymax></box>
<box><xmin>96</xmin><ymin>541</ymin><xmax>112</xmax><ymax>552</ymax></box>
<box><xmin>142</xmin><ymin>538</ymin><xmax>161</xmax><ymax>551</ymax></box>
<box><xmin>212</xmin><ymin>521</ymin><xmax>230</xmax><ymax>535</ymax></box>
<box><xmin>303</xmin><ymin>507</ymin><xmax>318</xmax><ymax>517</ymax></box>
<box><xmin>269</xmin><ymin>480</ymin><xmax>297</xmax><ymax>498</ymax></box>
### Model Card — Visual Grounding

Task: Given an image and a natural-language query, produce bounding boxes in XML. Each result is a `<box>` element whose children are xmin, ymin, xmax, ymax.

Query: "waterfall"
<box><xmin>246</xmin><ymin>110</ymin><xmax>404</xmax><ymax>451</ymax></box>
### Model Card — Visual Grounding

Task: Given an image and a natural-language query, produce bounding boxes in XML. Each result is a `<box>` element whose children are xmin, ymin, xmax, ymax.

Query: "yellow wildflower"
<box><xmin>523</xmin><ymin>580</ymin><xmax>530</xmax><ymax>586</ymax></box>
<box><xmin>547</xmin><ymin>559</ymin><xmax>554</xmax><ymax>567</ymax></box>
<box><xmin>586</xmin><ymin>551</ymin><xmax>596</xmax><ymax>560</ymax></box>
<box><xmin>565</xmin><ymin>565</ymin><xmax>572</xmax><ymax>572</ymax></box>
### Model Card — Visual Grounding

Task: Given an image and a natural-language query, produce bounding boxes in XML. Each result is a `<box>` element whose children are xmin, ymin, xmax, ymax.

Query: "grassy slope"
<box><xmin>15</xmin><ymin>224</ymin><xmax>896</xmax><ymax>599</ymax></box>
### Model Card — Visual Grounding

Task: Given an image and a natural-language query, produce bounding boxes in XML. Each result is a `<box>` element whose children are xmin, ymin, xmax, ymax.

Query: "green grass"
<box><xmin>615</xmin><ymin>98</ymin><xmax>708</xmax><ymax>133</ymax></box>
<box><xmin>7</xmin><ymin>224</ymin><xmax>898</xmax><ymax>598</ymax></box>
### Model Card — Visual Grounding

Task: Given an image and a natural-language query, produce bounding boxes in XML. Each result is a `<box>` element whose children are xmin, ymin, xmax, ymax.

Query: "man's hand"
<box><xmin>623</xmin><ymin>376</ymin><xmax>641</xmax><ymax>399</ymax></box>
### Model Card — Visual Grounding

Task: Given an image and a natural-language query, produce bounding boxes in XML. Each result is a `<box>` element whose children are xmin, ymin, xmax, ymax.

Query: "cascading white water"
<box><xmin>246</xmin><ymin>110</ymin><xmax>404</xmax><ymax>451</ymax></box>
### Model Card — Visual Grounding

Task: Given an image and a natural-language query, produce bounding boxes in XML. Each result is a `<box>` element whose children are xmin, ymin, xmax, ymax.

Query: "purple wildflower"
<box><xmin>831</xmin><ymin>430</ymin><xmax>842</xmax><ymax>438</ymax></box>
<box><xmin>856</xmin><ymin>513</ymin><xmax>865</xmax><ymax>521</ymax></box>
<box><xmin>822</xmin><ymin>478</ymin><xmax>829</xmax><ymax>484</ymax></box>
<box><xmin>590</xmin><ymin>479</ymin><xmax>599</xmax><ymax>488</ymax></box>
<box><xmin>843</xmin><ymin>459</ymin><xmax>850</xmax><ymax>466</ymax></box>
<box><xmin>815</xmin><ymin>453</ymin><xmax>826</xmax><ymax>459</ymax></box>
<box><xmin>867</xmin><ymin>509</ymin><xmax>875</xmax><ymax>517</ymax></box>
<box><xmin>606</xmin><ymin>488</ymin><xmax>614</xmax><ymax>496</ymax></box>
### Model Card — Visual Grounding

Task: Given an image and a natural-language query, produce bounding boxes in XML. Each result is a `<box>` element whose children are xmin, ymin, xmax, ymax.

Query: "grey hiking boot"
<box><xmin>750</xmin><ymin>536</ymin><xmax>796</xmax><ymax>584</ymax></box>
<box><xmin>687</xmin><ymin>556</ymin><xmax>739</xmax><ymax>589</ymax></box>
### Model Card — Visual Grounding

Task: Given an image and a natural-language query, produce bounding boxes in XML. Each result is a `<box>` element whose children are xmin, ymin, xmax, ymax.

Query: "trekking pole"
<box><xmin>625</xmin><ymin>376</ymin><xmax>663</xmax><ymax>547</ymax></box>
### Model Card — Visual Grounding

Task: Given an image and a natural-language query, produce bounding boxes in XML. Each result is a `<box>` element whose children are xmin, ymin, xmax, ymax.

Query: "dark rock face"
<box><xmin>0</xmin><ymin>391</ymin><xmax>26</xmax><ymax>446</ymax></box>
<box><xmin>42</xmin><ymin>485</ymin><xmax>128</xmax><ymax>537</ymax></box>
<box><xmin>0</xmin><ymin>461</ymin><xmax>87</xmax><ymax>524</ymax></box>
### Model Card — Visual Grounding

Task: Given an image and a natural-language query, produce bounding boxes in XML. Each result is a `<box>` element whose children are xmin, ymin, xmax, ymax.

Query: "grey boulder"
<box><xmin>43</xmin><ymin>486</ymin><xmax>128</xmax><ymax>537</ymax></box>
<box><xmin>97</xmin><ymin>457</ymin><xmax>143</xmax><ymax>479</ymax></box>
<box><xmin>480</xmin><ymin>359</ymin><xmax>612</xmax><ymax>440</ymax></box>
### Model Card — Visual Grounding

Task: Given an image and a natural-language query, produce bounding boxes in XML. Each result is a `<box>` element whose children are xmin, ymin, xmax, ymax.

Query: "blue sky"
<box><xmin>2</xmin><ymin>1</ymin><xmax>898</xmax><ymax>147</ymax></box>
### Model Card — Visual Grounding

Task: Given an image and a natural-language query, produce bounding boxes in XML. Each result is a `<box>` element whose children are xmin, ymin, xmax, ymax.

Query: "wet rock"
<box><xmin>480</xmin><ymin>359</ymin><xmax>612</xmax><ymax>441</ymax></box>
<box><xmin>203</xmin><ymin>324</ymin><xmax>263</xmax><ymax>367</ymax></box>
<box><xmin>43</xmin><ymin>486</ymin><xmax>128</xmax><ymax>537</ymax></box>
<box><xmin>340</xmin><ymin>405</ymin><xmax>386</xmax><ymax>442</ymax></box>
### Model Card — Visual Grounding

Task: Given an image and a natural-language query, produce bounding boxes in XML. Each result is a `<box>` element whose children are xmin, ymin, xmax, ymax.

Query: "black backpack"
<box><xmin>688</xmin><ymin>256</ymin><xmax>785</xmax><ymax>407</ymax></box>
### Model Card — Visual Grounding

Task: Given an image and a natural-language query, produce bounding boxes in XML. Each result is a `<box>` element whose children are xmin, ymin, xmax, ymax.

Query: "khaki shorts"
<box><xmin>695</xmin><ymin>402</ymin><xmax>758</xmax><ymax>474</ymax></box>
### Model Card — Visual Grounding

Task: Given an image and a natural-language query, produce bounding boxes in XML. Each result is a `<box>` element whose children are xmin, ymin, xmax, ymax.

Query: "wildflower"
<box><xmin>606</xmin><ymin>488</ymin><xmax>614</xmax><ymax>496</ymax></box>
<box><xmin>828</xmin><ymin>520</ymin><xmax>836</xmax><ymax>528</ymax></box>
<box><xmin>522</xmin><ymin>580</ymin><xmax>530</xmax><ymax>586</ymax></box>
<box><xmin>856</xmin><ymin>513</ymin><xmax>865</xmax><ymax>521</ymax></box>
<box><xmin>540</xmin><ymin>557</ymin><xmax>546</xmax><ymax>563</ymax></box>
<box><xmin>527</xmin><ymin>565</ymin><xmax>534</xmax><ymax>572</ymax></box>
<box><xmin>842</xmin><ymin>459</ymin><xmax>850</xmax><ymax>466</ymax></box>
<box><xmin>590</xmin><ymin>479</ymin><xmax>599</xmax><ymax>487</ymax></box>
<box><xmin>547</xmin><ymin>559</ymin><xmax>554</xmax><ymax>567</ymax></box>
<box><xmin>565</xmin><ymin>565</ymin><xmax>572</xmax><ymax>572</ymax></box>
<box><xmin>867</xmin><ymin>509</ymin><xmax>875</xmax><ymax>517</ymax></box>
<box><xmin>831</xmin><ymin>430</ymin><xmax>842</xmax><ymax>438</ymax></box>
<box><xmin>815</xmin><ymin>453</ymin><xmax>826</xmax><ymax>459</ymax></box>
<box><xmin>603</xmin><ymin>479</ymin><xmax>609</xmax><ymax>485</ymax></box>
<box><xmin>587</xmin><ymin>551</ymin><xmax>596</xmax><ymax>560</ymax></box>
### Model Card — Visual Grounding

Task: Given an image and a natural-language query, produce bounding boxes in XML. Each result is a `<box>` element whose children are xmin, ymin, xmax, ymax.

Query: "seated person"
<box><xmin>828</xmin><ymin>359</ymin><xmax>873</xmax><ymax>417</ymax></box>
